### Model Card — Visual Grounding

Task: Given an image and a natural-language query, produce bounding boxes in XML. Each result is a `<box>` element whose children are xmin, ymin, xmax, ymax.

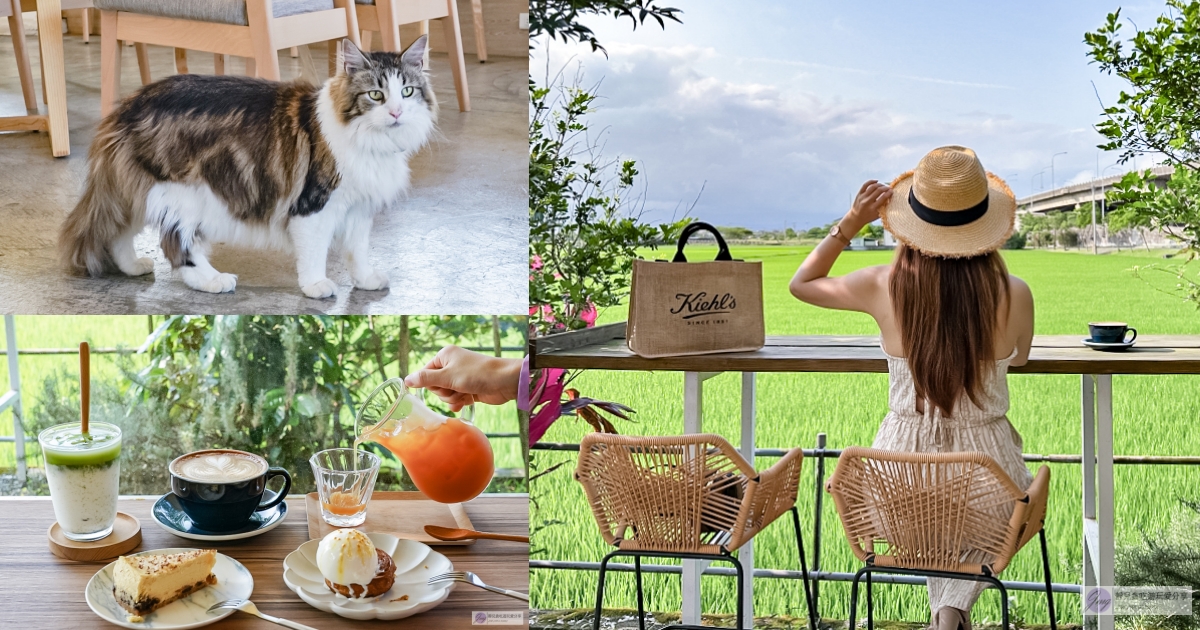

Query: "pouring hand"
<box><xmin>404</xmin><ymin>345</ymin><xmax>522</xmax><ymax>411</ymax></box>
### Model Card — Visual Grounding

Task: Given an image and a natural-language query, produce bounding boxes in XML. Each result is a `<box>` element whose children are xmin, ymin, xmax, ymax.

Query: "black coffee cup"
<box><xmin>1088</xmin><ymin>322</ymin><xmax>1137</xmax><ymax>344</ymax></box>
<box><xmin>168</xmin><ymin>449</ymin><xmax>291</xmax><ymax>532</ymax></box>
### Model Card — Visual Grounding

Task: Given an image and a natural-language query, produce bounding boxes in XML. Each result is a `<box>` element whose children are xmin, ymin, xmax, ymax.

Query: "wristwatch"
<box><xmin>829</xmin><ymin>222</ymin><xmax>852</xmax><ymax>246</ymax></box>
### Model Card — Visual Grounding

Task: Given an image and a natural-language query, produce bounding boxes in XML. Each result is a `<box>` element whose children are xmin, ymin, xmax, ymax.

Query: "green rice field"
<box><xmin>0</xmin><ymin>315</ymin><xmax>525</xmax><ymax>478</ymax></box>
<box><xmin>530</xmin><ymin>247</ymin><xmax>1200</xmax><ymax>625</ymax></box>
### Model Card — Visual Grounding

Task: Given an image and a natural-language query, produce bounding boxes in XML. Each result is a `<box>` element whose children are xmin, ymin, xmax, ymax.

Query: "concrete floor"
<box><xmin>0</xmin><ymin>33</ymin><xmax>527</xmax><ymax>315</ymax></box>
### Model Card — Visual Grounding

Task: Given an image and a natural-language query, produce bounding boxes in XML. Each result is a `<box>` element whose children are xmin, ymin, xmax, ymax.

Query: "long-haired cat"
<box><xmin>58</xmin><ymin>37</ymin><xmax>436</xmax><ymax>298</ymax></box>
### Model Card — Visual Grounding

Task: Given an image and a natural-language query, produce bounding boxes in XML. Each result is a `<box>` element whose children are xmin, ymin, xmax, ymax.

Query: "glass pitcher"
<box><xmin>354</xmin><ymin>378</ymin><xmax>494</xmax><ymax>504</ymax></box>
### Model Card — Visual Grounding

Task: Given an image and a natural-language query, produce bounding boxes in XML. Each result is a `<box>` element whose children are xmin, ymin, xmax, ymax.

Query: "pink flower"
<box><xmin>531</xmin><ymin>255</ymin><xmax>543</xmax><ymax>271</ymax></box>
<box><xmin>579</xmin><ymin>302</ymin><xmax>598</xmax><ymax>327</ymax></box>
<box><xmin>529</xmin><ymin>368</ymin><xmax>566</xmax><ymax>444</ymax></box>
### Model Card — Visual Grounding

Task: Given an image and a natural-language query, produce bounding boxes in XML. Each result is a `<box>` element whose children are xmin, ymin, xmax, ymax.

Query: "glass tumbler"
<box><xmin>310</xmin><ymin>448</ymin><xmax>380</xmax><ymax>527</ymax></box>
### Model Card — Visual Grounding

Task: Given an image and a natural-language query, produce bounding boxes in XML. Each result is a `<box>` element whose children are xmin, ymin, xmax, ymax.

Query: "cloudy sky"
<box><xmin>531</xmin><ymin>0</ymin><xmax>1168</xmax><ymax>230</ymax></box>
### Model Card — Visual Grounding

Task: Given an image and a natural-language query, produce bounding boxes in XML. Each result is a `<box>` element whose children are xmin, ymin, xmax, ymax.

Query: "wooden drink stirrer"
<box><xmin>80</xmin><ymin>341</ymin><xmax>89</xmax><ymax>436</ymax></box>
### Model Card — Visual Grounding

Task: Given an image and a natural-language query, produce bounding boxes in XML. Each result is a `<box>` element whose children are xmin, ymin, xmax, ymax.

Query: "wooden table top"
<box><xmin>531</xmin><ymin>323</ymin><xmax>1200</xmax><ymax>375</ymax></box>
<box><xmin>0</xmin><ymin>494</ymin><xmax>529</xmax><ymax>629</ymax></box>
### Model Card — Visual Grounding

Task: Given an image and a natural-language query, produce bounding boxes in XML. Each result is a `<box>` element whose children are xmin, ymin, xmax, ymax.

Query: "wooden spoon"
<box><xmin>424</xmin><ymin>525</ymin><xmax>528</xmax><ymax>543</ymax></box>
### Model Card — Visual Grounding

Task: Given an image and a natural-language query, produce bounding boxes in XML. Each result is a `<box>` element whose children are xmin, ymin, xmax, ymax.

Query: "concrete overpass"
<box><xmin>1016</xmin><ymin>165</ymin><xmax>1172</xmax><ymax>214</ymax></box>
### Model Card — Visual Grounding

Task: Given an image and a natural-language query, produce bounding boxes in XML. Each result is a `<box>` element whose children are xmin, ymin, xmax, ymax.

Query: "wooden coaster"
<box><xmin>305</xmin><ymin>491</ymin><xmax>476</xmax><ymax>546</ymax></box>
<box><xmin>48</xmin><ymin>512</ymin><xmax>142</xmax><ymax>562</ymax></box>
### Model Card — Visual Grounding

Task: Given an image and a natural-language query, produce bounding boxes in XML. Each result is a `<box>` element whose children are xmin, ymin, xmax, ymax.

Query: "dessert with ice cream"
<box><xmin>112</xmin><ymin>549</ymin><xmax>217</xmax><ymax>616</ymax></box>
<box><xmin>316</xmin><ymin>529</ymin><xmax>396</xmax><ymax>598</ymax></box>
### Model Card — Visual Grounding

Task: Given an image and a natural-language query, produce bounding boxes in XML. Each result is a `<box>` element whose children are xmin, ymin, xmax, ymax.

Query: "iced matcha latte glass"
<box><xmin>38</xmin><ymin>422</ymin><xmax>122</xmax><ymax>541</ymax></box>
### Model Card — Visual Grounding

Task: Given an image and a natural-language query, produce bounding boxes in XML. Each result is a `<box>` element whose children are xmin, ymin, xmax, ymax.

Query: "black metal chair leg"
<box><xmin>865</xmin><ymin>569</ymin><xmax>874</xmax><ymax>630</ymax></box>
<box><xmin>791</xmin><ymin>507</ymin><xmax>818</xmax><ymax>630</ymax></box>
<box><xmin>634</xmin><ymin>555</ymin><xmax>646</xmax><ymax>630</ymax></box>
<box><xmin>593</xmin><ymin>551</ymin><xmax>615</xmax><ymax>630</ymax></box>
<box><xmin>735</xmin><ymin>553</ymin><xmax>746</xmax><ymax>630</ymax></box>
<box><xmin>848</xmin><ymin>567</ymin><xmax>867</xmax><ymax>630</ymax></box>
<box><xmin>1040</xmin><ymin>529</ymin><xmax>1057</xmax><ymax>630</ymax></box>
<box><xmin>994</xmin><ymin>577</ymin><xmax>1010</xmax><ymax>630</ymax></box>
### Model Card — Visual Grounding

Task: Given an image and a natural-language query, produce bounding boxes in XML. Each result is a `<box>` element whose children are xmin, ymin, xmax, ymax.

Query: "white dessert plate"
<box><xmin>86</xmin><ymin>548</ymin><xmax>254</xmax><ymax>629</ymax></box>
<box><xmin>283</xmin><ymin>532</ymin><xmax>454</xmax><ymax>620</ymax></box>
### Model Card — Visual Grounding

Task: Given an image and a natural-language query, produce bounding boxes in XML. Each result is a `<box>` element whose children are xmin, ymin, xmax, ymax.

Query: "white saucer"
<box><xmin>85</xmin><ymin>549</ymin><xmax>254</xmax><ymax>629</ymax></box>
<box><xmin>283</xmin><ymin>532</ymin><xmax>454</xmax><ymax>620</ymax></box>
<box><xmin>1082</xmin><ymin>338</ymin><xmax>1136</xmax><ymax>351</ymax></box>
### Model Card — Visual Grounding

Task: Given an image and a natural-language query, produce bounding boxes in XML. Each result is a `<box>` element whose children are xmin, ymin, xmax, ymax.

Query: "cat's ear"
<box><xmin>342</xmin><ymin>38</ymin><xmax>370</xmax><ymax>75</ymax></box>
<box><xmin>400</xmin><ymin>35</ymin><xmax>428</xmax><ymax>70</ymax></box>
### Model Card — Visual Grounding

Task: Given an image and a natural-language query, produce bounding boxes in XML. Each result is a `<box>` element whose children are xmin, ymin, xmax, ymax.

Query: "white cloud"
<box><xmin>534</xmin><ymin>41</ymin><xmax>1112</xmax><ymax>230</ymax></box>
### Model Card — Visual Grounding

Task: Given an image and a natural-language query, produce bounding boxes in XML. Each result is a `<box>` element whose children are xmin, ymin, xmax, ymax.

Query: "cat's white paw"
<box><xmin>353</xmin><ymin>269</ymin><xmax>390</xmax><ymax>291</ymax></box>
<box><xmin>302</xmin><ymin>278</ymin><xmax>338</xmax><ymax>299</ymax></box>
<box><xmin>119</xmin><ymin>257</ymin><xmax>155</xmax><ymax>277</ymax></box>
<box><xmin>180</xmin><ymin>266</ymin><xmax>237</xmax><ymax>293</ymax></box>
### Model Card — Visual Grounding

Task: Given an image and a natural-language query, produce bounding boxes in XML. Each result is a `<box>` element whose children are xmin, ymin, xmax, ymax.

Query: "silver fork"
<box><xmin>428</xmin><ymin>571</ymin><xmax>529</xmax><ymax>601</ymax></box>
<box><xmin>207</xmin><ymin>599</ymin><xmax>320</xmax><ymax>630</ymax></box>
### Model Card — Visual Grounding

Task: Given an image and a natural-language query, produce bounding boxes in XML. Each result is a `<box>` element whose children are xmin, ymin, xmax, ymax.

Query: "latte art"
<box><xmin>173</xmin><ymin>451</ymin><xmax>265</xmax><ymax>483</ymax></box>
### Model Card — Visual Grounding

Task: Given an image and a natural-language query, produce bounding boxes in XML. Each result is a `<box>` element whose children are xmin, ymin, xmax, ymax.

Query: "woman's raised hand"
<box><xmin>848</xmin><ymin>180</ymin><xmax>892</xmax><ymax>225</ymax></box>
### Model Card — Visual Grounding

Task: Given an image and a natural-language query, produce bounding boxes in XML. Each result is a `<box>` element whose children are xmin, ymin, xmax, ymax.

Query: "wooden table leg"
<box><xmin>1081</xmin><ymin>375</ymin><xmax>1096</xmax><ymax>629</ymax></box>
<box><xmin>80</xmin><ymin>7</ymin><xmax>89</xmax><ymax>43</ymax></box>
<box><xmin>35</xmin><ymin>0</ymin><xmax>69</xmax><ymax>157</ymax></box>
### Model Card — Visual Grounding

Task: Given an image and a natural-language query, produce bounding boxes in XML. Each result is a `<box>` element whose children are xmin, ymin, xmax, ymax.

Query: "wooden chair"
<box><xmin>827</xmin><ymin>447</ymin><xmax>1056</xmax><ymax>630</ymax></box>
<box><xmin>93</xmin><ymin>0</ymin><xmax>362</xmax><ymax>116</ymax></box>
<box><xmin>575</xmin><ymin>433</ymin><xmax>815</xmax><ymax>630</ymax></box>
<box><xmin>353</xmin><ymin>0</ymin><xmax>469</xmax><ymax>111</ymax></box>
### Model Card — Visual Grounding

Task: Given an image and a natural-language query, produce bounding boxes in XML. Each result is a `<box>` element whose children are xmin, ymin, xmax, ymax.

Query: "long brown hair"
<box><xmin>889</xmin><ymin>244</ymin><xmax>1010</xmax><ymax>417</ymax></box>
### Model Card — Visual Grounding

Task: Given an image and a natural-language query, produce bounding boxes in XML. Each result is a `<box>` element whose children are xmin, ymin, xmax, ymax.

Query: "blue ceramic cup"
<box><xmin>168</xmin><ymin>449</ymin><xmax>290</xmax><ymax>532</ymax></box>
<box><xmin>1088</xmin><ymin>322</ymin><xmax>1137</xmax><ymax>344</ymax></box>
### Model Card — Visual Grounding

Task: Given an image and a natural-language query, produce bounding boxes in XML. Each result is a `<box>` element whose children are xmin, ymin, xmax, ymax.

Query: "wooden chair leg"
<box><xmin>289</xmin><ymin>46</ymin><xmax>298</xmax><ymax>57</ymax></box>
<box><xmin>440</xmin><ymin>0</ymin><xmax>469</xmax><ymax>111</ymax></box>
<box><xmin>376</xmin><ymin>0</ymin><xmax>400</xmax><ymax>52</ymax></box>
<box><xmin>469</xmin><ymin>0</ymin><xmax>485</xmax><ymax>62</ymax></box>
<box><xmin>99</xmin><ymin>10</ymin><xmax>121</xmax><ymax>116</ymax></box>
<box><xmin>80</xmin><ymin>7</ymin><xmax>90</xmax><ymax>43</ymax></box>
<box><xmin>246</xmin><ymin>0</ymin><xmax>280</xmax><ymax>80</ymax></box>
<box><xmin>174</xmin><ymin>48</ymin><xmax>188</xmax><ymax>73</ymax></box>
<box><xmin>35</xmin><ymin>0</ymin><xmax>70</xmax><ymax>156</ymax></box>
<box><xmin>135</xmin><ymin>42</ymin><xmax>151</xmax><ymax>84</ymax></box>
<box><xmin>8</xmin><ymin>0</ymin><xmax>37</xmax><ymax>110</ymax></box>
<box><xmin>39</xmin><ymin>41</ymin><xmax>47</xmax><ymax>103</ymax></box>
<box><xmin>418</xmin><ymin>19</ymin><xmax>429</xmax><ymax>65</ymax></box>
<box><xmin>327</xmin><ymin>40</ymin><xmax>338</xmax><ymax>76</ymax></box>
<box><xmin>360</xmin><ymin>29</ymin><xmax>372</xmax><ymax>51</ymax></box>
<box><xmin>214</xmin><ymin>53</ymin><xmax>225</xmax><ymax>75</ymax></box>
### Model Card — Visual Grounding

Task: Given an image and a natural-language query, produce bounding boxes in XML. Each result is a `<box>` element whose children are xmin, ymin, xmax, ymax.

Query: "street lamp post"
<box><xmin>1050</xmin><ymin>151</ymin><xmax>1068</xmax><ymax>191</ymax></box>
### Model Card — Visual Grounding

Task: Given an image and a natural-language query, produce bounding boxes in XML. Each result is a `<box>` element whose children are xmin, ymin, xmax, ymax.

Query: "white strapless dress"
<box><xmin>872</xmin><ymin>345</ymin><xmax>1034</xmax><ymax>613</ymax></box>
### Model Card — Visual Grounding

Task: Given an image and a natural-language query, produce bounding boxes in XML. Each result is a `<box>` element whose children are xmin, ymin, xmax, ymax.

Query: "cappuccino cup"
<box><xmin>169</xmin><ymin>449</ymin><xmax>291</xmax><ymax>532</ymax></box>
<box><xmin>1088</xmin><ymin>322</ymin><xmax>1137</xmax><ymax>345</ymax></box>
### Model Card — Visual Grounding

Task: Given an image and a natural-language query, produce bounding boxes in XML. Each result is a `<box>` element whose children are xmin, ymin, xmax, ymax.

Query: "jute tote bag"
<box><xmin>627</xmin><ymin>222</ymin><xmax>765</xmax><ymax>358</ymax></box>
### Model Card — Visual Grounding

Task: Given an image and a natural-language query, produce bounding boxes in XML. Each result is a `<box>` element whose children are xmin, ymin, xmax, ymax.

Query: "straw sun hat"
<box><xmin>880</xmin><ymin>145</ymin><xmax>1016</xmax><ymax>258</ymax></box>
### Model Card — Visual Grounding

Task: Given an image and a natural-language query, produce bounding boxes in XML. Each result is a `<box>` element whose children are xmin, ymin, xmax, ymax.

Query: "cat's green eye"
<box><xmin>402</xmin><ymin>86</ymin><xmax>415</xmax><ymax>97</ymax></box>
<box><xmin>367</xmin><ymin>90</ymin><xmax>385</xmax><ymax>102</ymax></box>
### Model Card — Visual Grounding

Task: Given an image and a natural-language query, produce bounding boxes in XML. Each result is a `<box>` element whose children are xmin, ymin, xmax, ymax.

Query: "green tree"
<box><xmin>530</xmin><ymin>0</ymin><xmax>682</xmax><ymax>54</ymax></box>
<box><xmin>529</xmin><ymin>79</ymin><xmax>687</xmax><ymax>334</ymax></box>
<box><xmin>784</xmin><ymin>227</ymin><xmax>797</xmax><ymax>240</ymax></box>
<box><xmin>1086</xmin><ymin>1</ymin><xmax>1200</xmax><ymax>301</ymax></box>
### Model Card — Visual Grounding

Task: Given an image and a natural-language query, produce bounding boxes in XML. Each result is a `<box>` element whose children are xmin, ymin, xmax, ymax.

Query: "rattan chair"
<box><xmin>575</xmin><ymin>433</ymin><xmax>815</xmax><ymax>630</ymax></box>
<box><xmin>826</xmin><ymin>447</ymin><xmax>1055</xmax><ymax>630</ymax></box>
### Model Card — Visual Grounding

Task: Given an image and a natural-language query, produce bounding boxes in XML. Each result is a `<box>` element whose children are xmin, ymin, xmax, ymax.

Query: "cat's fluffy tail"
<box><xmin>58</xmin><ymin>124</ymin><xmax>138</xmax><ymax>276</ymax></box>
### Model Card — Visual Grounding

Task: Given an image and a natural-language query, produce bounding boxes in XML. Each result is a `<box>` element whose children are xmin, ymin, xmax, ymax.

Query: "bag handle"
<box><xmin>672</xmin><ymin>222</ymin><xmax>734</xmax><ymax>263</ymax></box>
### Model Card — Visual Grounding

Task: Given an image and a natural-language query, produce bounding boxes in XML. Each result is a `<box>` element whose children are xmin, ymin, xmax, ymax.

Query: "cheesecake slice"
<box><xmin>112</xmin><ymin>549</ymin><xmax>217</xmax><ymax>616</ymax></box>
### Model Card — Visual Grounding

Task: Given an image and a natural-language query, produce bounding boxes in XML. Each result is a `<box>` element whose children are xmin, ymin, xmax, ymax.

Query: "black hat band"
<box><xmin>908</xmin><ymin>188</ymin><xmax>988</xmax><ymax>227</ymax></box>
